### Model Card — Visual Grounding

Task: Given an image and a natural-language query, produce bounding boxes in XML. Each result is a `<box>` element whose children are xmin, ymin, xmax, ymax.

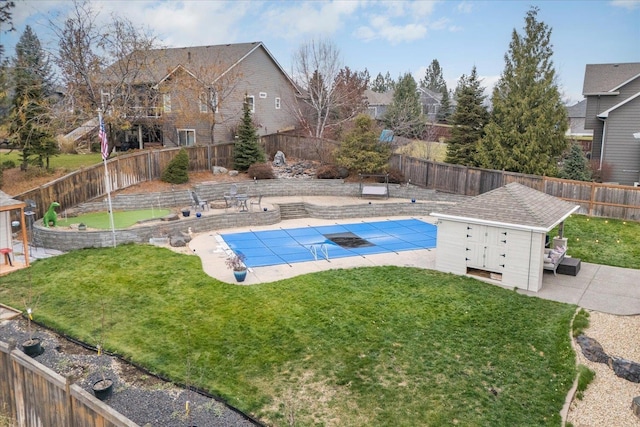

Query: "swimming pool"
<box><xmin>220</xmin><ymin>218</ymin><xmax>437</xmax><ymax>268</ymax></box>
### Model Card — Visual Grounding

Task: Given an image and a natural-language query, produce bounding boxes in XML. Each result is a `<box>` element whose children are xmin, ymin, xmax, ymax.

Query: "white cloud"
<box><xmin>610</xmin><ymin>0</ymin><xmax>640</xmax><ymax>9</ymax></box>
<box><xmin>457</xmin><ymin>1</ymin><xmax>474</xmax><ymax>14</ymax></box>
<box><xmin>262</xmin><ymin>0</ymin><xmax>363</xmax><ymax>40</ymax></box>
<box><xmin>358</xmin><ymin>15</ymin><xmax>428</xmax><ymax>44</ymax></box>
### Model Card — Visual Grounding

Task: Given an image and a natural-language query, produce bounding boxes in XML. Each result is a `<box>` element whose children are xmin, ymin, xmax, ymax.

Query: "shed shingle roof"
<box><xmin>430</xmin><ymin>183</ymin><xmax>579</xmax><ymax>231</ymax></box>
<box><xmin>0</xmin><ymin>190</ymin><xmax>25</xmax><ymax>210</ymax></box>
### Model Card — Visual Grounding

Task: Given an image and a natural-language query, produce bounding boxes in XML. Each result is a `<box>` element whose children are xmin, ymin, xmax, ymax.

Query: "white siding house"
<box><xmin>431</xmin><ymin>183</ymin><xmax>579</xmax><ymax>292</ymax></box>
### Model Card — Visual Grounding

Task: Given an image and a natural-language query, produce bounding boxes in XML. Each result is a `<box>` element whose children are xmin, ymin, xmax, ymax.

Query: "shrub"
<box><xmin>247</xmin><ymin>163</ymin><xmax>275</xmax><ymax>179</ymax></box>
<box><xmin>161</xmin><ymin>149</ymin><xmax>189</xmax><ymax>184</ymax></box>
<box><xmin>384</xmin><ymin>168</ymin><xmax>406</xmax><ymax>184</ymax></box>
<box><xmin>1</xmin><ymin>160</ymin><xmax>16</xmax><ymax>169</ymax></box>
<box><xmin>575</xmin><ymin>364</ymin><xmax>595</xmax><ymax>400</ymax></box>
<box><xmin>316</xmin><ymin>164</ymin><xmax>341</xmax><ymax>179</ymax></box>
<box><xmin>572</xmin><ymin>309</ymin><xmax>590</xmax><ymax>337</ymax></box>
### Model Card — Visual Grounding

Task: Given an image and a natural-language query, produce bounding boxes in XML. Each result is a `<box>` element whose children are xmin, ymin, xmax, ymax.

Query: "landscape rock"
<box><xmin>169</xmin><ymin>235</ymin><xmax>186</xmax><ymax>247</ymax></box>
<box><xmin>609</xmin><ymin>357</ymin><xmax>640</xmax><ymax>383</ymax></box>
<box><xmin>273</xmin><ymin>150</ymin><xmax>286</xmax><ymax>166</ymax></box>
<box><xmin>212</xmin><ymin>166</ymin><xmax>228</xmax><ymax>174</ymax></box>
<box><xmin>228</xmin><ymin>170</ymin><xmax>239</xmax><ymax>177</ymax></box>
<box><xmin>161</xmin><ymin>213</ymin><xmax>179</xmax><ymax>221</ymax></box>
<box><xmin>576</xmin><ymin>335</ymin><xmax>610</xmax><ymax>364</ymax></box>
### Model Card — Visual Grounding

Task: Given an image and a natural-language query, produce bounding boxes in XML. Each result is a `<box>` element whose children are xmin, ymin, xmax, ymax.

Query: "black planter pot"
<box><xmin>182</xmin><ymin>210</ymin><xmax>191</xmax><ymax>217</ymax></box>
<box><xmin>92</xmin><ymin>379</ymin><xmax>114</xmax><ymax>400</ymax></box>
<box><xmin>22</xmin><ymin>338</ymin><xmax>43</xmax><ymax>357</ymax></box>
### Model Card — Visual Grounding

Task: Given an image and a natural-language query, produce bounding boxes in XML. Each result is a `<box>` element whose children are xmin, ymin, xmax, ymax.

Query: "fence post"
<box><xmin>65</xmin><ymin>375</ymin><xmax>75</xmax><ymax>427</ymax></box>
<box><xmin>589</xmin><ymin>182</ymin><xmax>596</xmax><ymax>216</ymax></box>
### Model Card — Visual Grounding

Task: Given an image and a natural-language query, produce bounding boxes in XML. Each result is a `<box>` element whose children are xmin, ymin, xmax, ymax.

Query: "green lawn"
<box><xmin>0</xmin><ymin>245</ymin><xmax>577</xmax><ymax>426</ymax></box>
<box><xmin>0</xmin><ymin>152</ymin><xmax>104</xmax><ymax>170</ymax></box>
<box><xmin>57</xmin><ymin>209</ymin><xmax>172</xmax><ymax>229</ymax></box>
<box><xmin>553</xmin><ymin>214</ymin><xmax>640</xmax><ymax>269</ymax></box>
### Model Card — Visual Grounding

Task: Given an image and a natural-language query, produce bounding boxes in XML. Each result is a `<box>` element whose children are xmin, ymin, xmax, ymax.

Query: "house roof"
<box><xmin>104</xmin><ymin>41</ymin><xmax>297</xmax><ymax>89</ymax></box>
<box><xmin>364</xmin><ymin>89</ymin><xmax>394</xmax><ymax>106</ymax></box>
<box><xmin>0</xmin><ymin>190</ymin><xmax>25</xmax><ymax>210</ymax></box>
<box><xmin>567</xmin><ymin>99</ymin><xmax>587</xmax><ymax>118</ymax></box>
<box><xmin>430</xmin><ymin>182</ymin><xmax>579</xmax><ymax>232</ymax></box>
<box><xmin>582</xmin><ymin>63</ymin><xmax>640</xmax><ymax>95</ymax></box>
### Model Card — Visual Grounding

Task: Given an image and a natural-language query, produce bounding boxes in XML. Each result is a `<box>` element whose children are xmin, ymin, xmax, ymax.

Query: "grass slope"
<box><xmin>0</xmin><ymin>245</ymin><xmax>576</xmax><ymax>426</ymax></box>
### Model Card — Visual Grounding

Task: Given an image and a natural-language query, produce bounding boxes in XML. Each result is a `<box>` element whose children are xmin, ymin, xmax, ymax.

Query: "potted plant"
<box><xmin>226</xmin><ymin>252</ymin><xmax>247</xmax><ymax>282</ymax></box>
<box><xmin>21</xmin><ymin>285</ymin><xmax>43</xmax><ymax>357</ymax></box>
<box><xmin>92</xmin><ymin>303</ymin><xmax>114</xmax><ymax>400</ymax></box>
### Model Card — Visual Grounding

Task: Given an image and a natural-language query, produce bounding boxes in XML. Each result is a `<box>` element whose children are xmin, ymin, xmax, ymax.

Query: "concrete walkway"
<box><xmin>189</xmin><ymin>214</ymin><xmax>640</xmax><ymax>316</ymax></box>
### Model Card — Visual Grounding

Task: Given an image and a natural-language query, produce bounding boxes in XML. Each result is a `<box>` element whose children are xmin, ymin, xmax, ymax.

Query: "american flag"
<box><xmin>99</xmin><ymin>117</ymin><xmax>109</xmax><ymax>161</ymax></box>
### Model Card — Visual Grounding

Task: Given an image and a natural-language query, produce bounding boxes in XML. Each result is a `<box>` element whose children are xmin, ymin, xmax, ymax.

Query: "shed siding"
<box><xmin>501</xmin><ymin>229</ymin><xmax>545</xmax><ymax>292</ymax></box>
<box><xmin>434</xmin><ymin>220</ymin><xmax>467</xmax><ymax>275</ymax></box>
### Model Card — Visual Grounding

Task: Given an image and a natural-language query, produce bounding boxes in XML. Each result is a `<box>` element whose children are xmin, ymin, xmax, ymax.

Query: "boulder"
<box><xmin>161</xmin><ymin>213</ymin><xmax>179</xmax><ymax>222</ymax></box>
<box><xmin>575</xmin><ymin>335</ymin><xmax>610</xmax><ymax>364</ymax></box>
<box><xmin>170</xmin><ymin>235</ymin><xmax>187</xmax><ymax>247</ymax></box>
<box><xmin>610</xmin><ymin>357</ymin><xmax>640</xmax><ymax>383</ymax></box>
<box><xmin>228</xmin><ymin>170</ymin><xmax>239</xmax><ymax>177</ymax></box>
<box><xmin>212</xmin><ymin>166</ymin><xmax>228</xmax><ymax>175</ymax></box>
<box><xmin>273</xmin><ymin>150</ymin><xmax>286</xmax><ymax>166</ymax></box>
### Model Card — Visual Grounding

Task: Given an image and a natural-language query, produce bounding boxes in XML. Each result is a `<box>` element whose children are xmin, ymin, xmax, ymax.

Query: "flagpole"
<box><xmin>99</xmin><ymin>110</ymin><xmax>117</xmax><ymax>248</ymax></box>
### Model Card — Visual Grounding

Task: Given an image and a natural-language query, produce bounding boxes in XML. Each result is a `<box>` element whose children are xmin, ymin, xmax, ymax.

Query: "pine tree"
<box><xmin>371</xmin><ymin>73</ymin><xmax>387</xmax><ymax>93</ymax></box>
<box><xmin>476</xmin><ymin>7</ymin><xmax>568</xmax><ymax>175</ymax></box>
<box><xmin>383</xmin><ymin>73</ymin><xmax>424</xmax><ymax>138</ymax></box>
<box><xmin>161</xmin><ymin>148</ymin><xmax>189</xmax><ymax>184</ymax></box>
<box><xmin>420</xmin><ymin>59</ymin><xmax>446</xmax><ymax>92</ymax></box>
<box><xmin>436</xmin><ymin>87</ymin><xmax>452</xmax><ymax>123</ymax></box>
<box><xmin>335</xmin><ymin>114</ymin><xmax>391</xmax><ymax>173</ymax></box>
<box><xmin>9</xmin><ymin>25</ymin><xmax>57</xmax><ymax>170</ymax></box>
<box><xmin>558</xmin><ymin>142</ymin><xmax>592</xmax><ymax>181</ymax></box>
<box><xmin>233</xmin><ymin>97</ymin><xmax>265</xmax><ymax>171</ymax></box>
<box><xmin>446</xmin><ymin>67</ymin><xmax>489</xmax><ymax>166</ymax></box>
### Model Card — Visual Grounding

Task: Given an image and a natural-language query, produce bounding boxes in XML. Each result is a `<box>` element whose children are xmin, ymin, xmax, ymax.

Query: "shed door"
<box><xmin>465</xmin><ymin>225</ymin><xmax>507</xmax><ymax>272</ymax></box>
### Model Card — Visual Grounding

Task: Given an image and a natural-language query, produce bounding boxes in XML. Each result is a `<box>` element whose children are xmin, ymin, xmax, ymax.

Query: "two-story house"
<box><xmin>583</xmin><ymin>62</ymin><xmax>640</xmax><ymax>186</ymax></box>
<box><xmin>101</xmin><ymin>41</ymin><xmax>299</xmax><ymax>149</ymax></box>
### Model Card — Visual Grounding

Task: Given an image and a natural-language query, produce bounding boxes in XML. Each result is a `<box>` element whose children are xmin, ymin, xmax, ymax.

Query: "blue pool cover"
<box><xmin>220</xmin><ymin>219</ymin><xmax>437</xmax><ymax>268</ymax></box>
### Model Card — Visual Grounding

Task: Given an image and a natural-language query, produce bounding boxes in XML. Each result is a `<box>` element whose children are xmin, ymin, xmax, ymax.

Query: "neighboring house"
<box><xmin>101</xmin><ymin>41</ymin><xmax>299</xmax><ymax>149</ymax></box>
<box><xmin>583</xmin><ymin>62</ymin><xmax>640</xmax><ymax>186</ymax></box>
<box><xmin>565</xmin><ymin>99</ymin><xmax>593</xmax><ymax>156</ymax></box>
<box><xmin>364</xmin><ymin>88</ymin><xmax>454</xmax><ymax>123</ymax></box>
<box><xmin>364</xmin><ymin>89</ymin><xmax>393</xmax><ymax>120</ymax></box>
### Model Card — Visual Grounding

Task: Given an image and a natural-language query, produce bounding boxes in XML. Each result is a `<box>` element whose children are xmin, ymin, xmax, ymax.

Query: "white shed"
<box><xmin>430</xmin><ymin>183</ymin><xmax>579</xmax><ymax>292</ymax></box>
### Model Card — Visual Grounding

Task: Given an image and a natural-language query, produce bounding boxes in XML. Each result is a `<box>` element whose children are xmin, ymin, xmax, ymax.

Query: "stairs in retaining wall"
<box><xmin>277</xmin><ymin>202</ymin><xmax>308</xmax><ymax>220</ymax></box>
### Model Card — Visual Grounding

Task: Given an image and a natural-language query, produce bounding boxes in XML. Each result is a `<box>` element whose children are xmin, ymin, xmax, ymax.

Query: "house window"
<box><xmin>245</xmin><ymin>95</ymin><xmax>255</xmax><ymax>113</ymax></box>
<box><xmin>259</xmin><ymin>92</ymin><xmax>267</xmax><ymax>99</ymax></box>
<box><xmin>163</xmin><ymin>94</ymin><xmax>172</xmax><ymax>113</ymax></box>
<box><xmin>275</xmin><ymin>97</ymin><xmax>281</xmax><ymax>109</ymax></box>
<box><xmin>177</xmin><ymin>129</ymin><xmax>195</xmax><ymax>146</ymax></box>
<box><xmin>199</xmin><ymin>92</ymin><xmax>208</xmax><ymax>113</ymax></box>
<box><xmin>212</xmin><ymin>91</ymin><xmax>218</xmax><ymax>113</ymax></box>
<box><xmin>101</xmin><ymin>92</ymin><xmax>110</xmax><ymax>109</ymax></box>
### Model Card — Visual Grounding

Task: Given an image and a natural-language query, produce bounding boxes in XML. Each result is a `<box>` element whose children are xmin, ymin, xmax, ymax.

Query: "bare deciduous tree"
<box><xmin>290</xmin><ymin>39</ymin><xmax>367</xmax><ymax>139</ymax></box>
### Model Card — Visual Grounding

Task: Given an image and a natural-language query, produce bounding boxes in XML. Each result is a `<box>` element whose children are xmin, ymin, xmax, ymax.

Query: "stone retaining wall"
<box><xmin>33</xmin><ymin>181</ymin><xmax>465</xmax><ymax>251</ymax></box>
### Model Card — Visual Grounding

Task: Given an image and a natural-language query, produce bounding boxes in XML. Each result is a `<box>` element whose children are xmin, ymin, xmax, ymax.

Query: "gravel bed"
<box><xmin>0</xmin><ymin>317</ymin><xmax>257</xmax><ymax>427</ymax></box>
<box><xmin>567</xmin><ymin>311</ymin><xmax>640</xmax><ymax>427</ymax></box>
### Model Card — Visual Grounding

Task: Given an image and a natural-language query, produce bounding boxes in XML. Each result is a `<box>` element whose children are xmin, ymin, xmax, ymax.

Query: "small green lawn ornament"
<box><xmin>43</xmin><ymin>202</ymin><xmax>61</xmax><ymax>228</ymax></box>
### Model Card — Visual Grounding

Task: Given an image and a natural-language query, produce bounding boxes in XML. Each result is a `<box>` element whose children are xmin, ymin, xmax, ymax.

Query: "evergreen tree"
<box><xmin>420</xmin><ymin>59</ymin><xmax>446</xmax><ymax>92</ymax></box>
<box><xmin>371</xmin><ymin>71</ymin><xmax>395</xmax><ymax>93</ymax></box>
<box><xmin>9</xmin><ymin>25</ymin><xmax>57</xmax><ymax>170</ymax></box>
<box><xmin>436</xmin><ymin>87</ymin><xmax>452</xmax><ymax>123</ymax></box>
<box><xmin>371</xmin><ymin>72</ymin><xmax>387</xmax><ymax>93</ymax></box>
<box><xmin>335</xmin><ymin>114</ymin><xmax>391</xmax><ymax>173</ymax></box>
<box><xmin>383</xmin><ymin>73</ymin><xmax>424</xmax><ymax>138</ymax></box>
<box><xmin>476</xmin><ymin>7</ymin><xmax>568</xmax><ymax>176</ymax></box>
<box><xmin>233</xmin><ymin>97</ymin><xmax>265</xmax><ymax>171</ymax></box>
<box><xmin>161</xmin><ymin>148</ymin><xmax>189</xmax><ymax>184</ymax></box>
<box><xmin>445</xmin><ymin>67</ymin><xmax>489</xmax><ymax>166</ymax></box>
<box><xmin>558</xmin><ymin>142</ymin><xmax>591</xmax><ymax>181</ymax></box>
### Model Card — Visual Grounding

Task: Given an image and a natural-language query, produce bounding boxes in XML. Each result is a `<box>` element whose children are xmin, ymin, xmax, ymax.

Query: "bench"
<box><xmin>543</xmin><ymin>247</ymin><xmax>566</xmax><ymax>276</ymax></box>
<box><xmin>359</xmin><ymin>174</ymin><xmax>389</xmax><ymax>199</ymax></box>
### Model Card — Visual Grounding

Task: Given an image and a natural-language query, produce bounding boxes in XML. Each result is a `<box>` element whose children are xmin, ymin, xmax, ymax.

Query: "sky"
<box><xmin>3</xmin><ymin>0</ymin><xmax>640</xmax><ymax>105</ymax></box>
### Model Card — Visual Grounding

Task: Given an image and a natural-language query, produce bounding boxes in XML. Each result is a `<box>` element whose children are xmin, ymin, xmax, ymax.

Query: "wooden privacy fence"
<box><xmin>390</xmin><ymin>155</ymin><xmax>640</xmax><ymax>221</ymax></box>
<box><xmin>0</xmin><ymin>340</ymin><xmax>137</xmax><ymax>427</ymax></box>
<box><xmin>13</xmin><ymin>139</ymin><xmax>640</xmax><ymax>221</ymax></box>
